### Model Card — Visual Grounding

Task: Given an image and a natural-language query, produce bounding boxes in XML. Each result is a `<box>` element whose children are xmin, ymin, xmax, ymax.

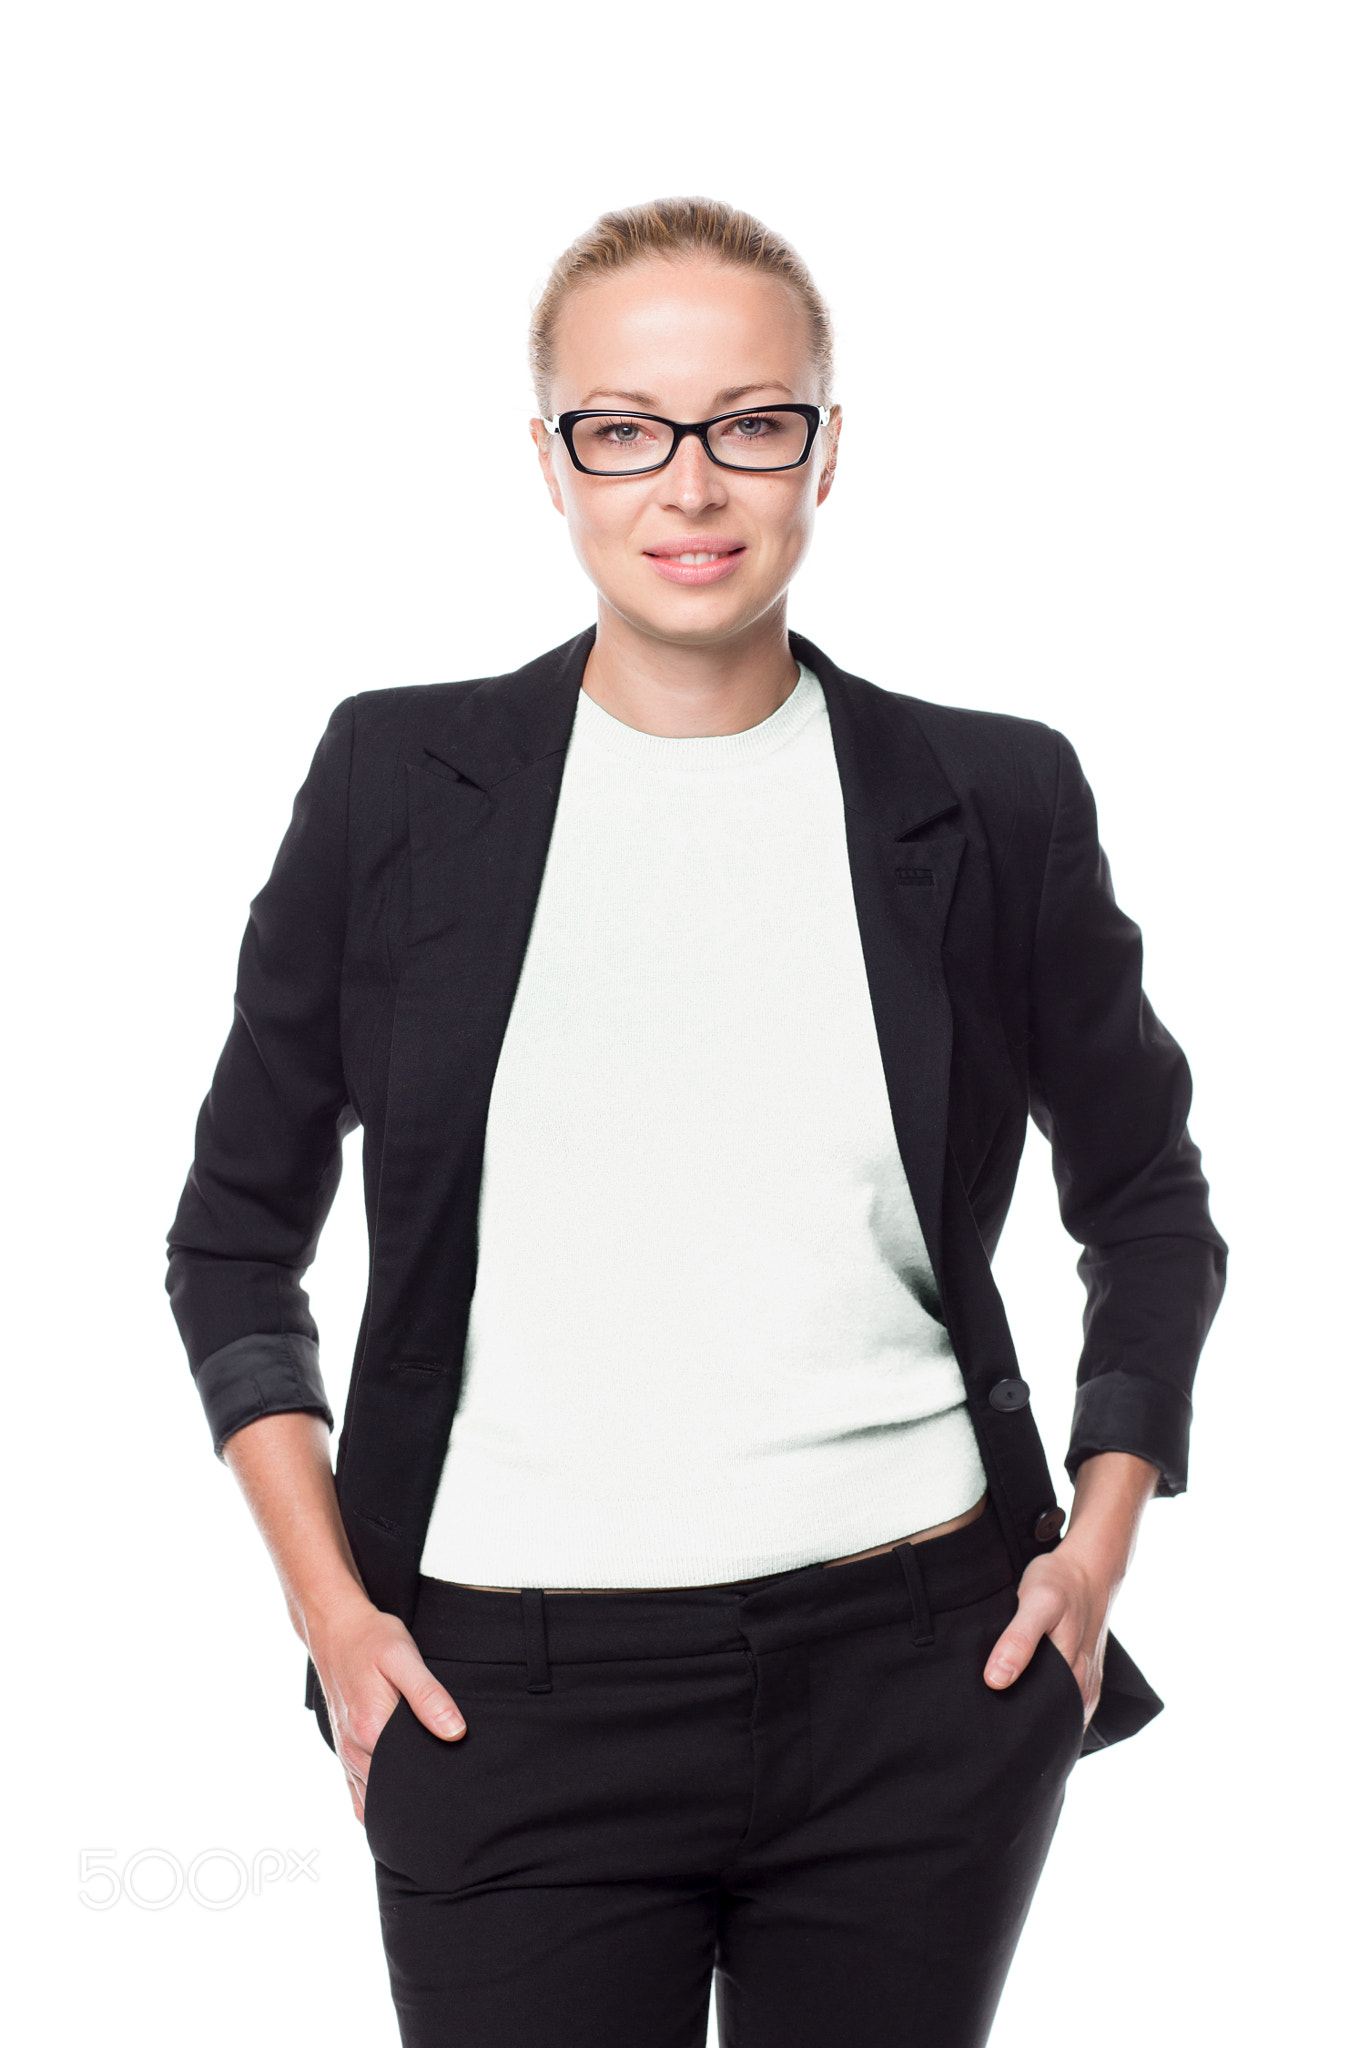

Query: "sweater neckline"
<box><xmin>571</xmin><ymin>662</ymin><xmax>825</xmax><ymax>771</ymax></box>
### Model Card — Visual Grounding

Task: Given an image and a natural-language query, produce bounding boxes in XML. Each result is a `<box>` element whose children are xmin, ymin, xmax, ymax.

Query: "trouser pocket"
<box><xmin>1034</xmin><ymin>1625</ymin><xmax>1088</xmax><ymax>1761</ymax></box>
<box><xmin>363</xmin><ymin>1695</ymin><xmax>419</xmax><ymax>1859</ymax></box>
<box><xmin>364</xmin><ymin>1646</ymin><xmax>754</xmax><ymax>1893</ymax></box>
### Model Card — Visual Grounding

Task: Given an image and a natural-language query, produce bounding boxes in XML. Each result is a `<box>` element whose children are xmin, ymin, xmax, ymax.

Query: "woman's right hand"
<box><xmin>307</xmin><ymin>1592</ymin><xmax>467</xmax><ymax>1822</ymax></box>
<box><xmin>218</xmin><ymin>1412</ymin><xmax>468</xmax><ymax>1822</ymax></box>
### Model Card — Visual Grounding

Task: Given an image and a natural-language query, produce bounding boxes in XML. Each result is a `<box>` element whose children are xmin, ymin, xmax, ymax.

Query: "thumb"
<box><xmin>984</xmin><ymin>1614</ymin><xmax>1044</xmax><ymax>1688</ymax></box>
<box><xmin>387</xmin><ymin>1644</ymin><xmax>467</xmax><ymax>1741</ymax></box>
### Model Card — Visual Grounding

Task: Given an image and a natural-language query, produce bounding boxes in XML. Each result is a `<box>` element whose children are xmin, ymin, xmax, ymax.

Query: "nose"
<box><xmin>659</xmin><ymin>429</ymin><xmax>728</xmax><ymax>514</ymax></box>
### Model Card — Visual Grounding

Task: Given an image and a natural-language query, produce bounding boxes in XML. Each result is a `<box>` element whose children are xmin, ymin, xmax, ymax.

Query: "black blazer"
<box><xmin>166</xmin><ymin>625</ymin><xmax>1227</xmax><ymax>1758</ymax></box>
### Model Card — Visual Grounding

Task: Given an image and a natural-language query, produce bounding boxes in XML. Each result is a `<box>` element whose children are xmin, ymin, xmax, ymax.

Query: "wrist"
<box><xmin>1061</xmin><ymin>1449</ymin><xmax>1160</xmax><ymax>1583</ymax></box>
<box><xmin>288</xmin><ymin>1573</ymin><xmax>376</xmax><ymax>1655</ymax></box>
<box><xmin>1059</xmin><ymin>1516</ymin><xmax>1132</xmax><ymax>1589</ymax></box>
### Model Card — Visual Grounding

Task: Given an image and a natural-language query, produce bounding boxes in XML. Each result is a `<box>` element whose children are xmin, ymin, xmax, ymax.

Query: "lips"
<box><xmin>643</xmin><ymin>537</ymin><xmax>747</xmax><ymax>587</ymax></box>
<box><xmin>644</xmin><ymin>537</ymin><xmax>746</xmax><ymax>560</ymax></box>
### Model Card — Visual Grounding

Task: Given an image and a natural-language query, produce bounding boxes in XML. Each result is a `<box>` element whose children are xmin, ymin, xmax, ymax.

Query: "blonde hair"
<box><xmin>528</xmin><ymin>195</ymin><xmax>835</xmax><ymax>416</ymax></box>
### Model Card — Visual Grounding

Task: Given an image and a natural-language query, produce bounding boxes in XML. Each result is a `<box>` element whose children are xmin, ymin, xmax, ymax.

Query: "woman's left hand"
<box><xmin>982</xmin><ymin>1449</ymin><xmax>1162</xmax><ymax>1730</ymax></box>
<box><xmin>983</xmin><ymin>1540</ymin><xmax>1112</xmax><ymax>1728</ymax></box>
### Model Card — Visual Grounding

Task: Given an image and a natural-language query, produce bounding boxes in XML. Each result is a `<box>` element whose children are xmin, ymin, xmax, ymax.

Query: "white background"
<box><xmin>3</xmin><ymin>3</ymin><xmax>1361</xmax><ymax>2042</ymax></box>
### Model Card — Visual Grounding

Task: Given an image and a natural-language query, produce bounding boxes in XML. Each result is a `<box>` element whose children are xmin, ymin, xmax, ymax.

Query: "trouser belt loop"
<box><xmin>895</xmin><ymin>1540</ymin><xmax>936</xmax><ymax>1647</ymax></box>
<box><xmin>521</xmin><ymin>1588</ymin><xmax>553</xmax><ymax>1693</ymax></box>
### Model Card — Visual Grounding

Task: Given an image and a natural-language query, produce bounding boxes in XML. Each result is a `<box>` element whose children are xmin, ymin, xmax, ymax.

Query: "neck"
<box><xmin>581</xmin><ymin>598</ymin><xmax>800</xmax><ymax>738</ymax></box>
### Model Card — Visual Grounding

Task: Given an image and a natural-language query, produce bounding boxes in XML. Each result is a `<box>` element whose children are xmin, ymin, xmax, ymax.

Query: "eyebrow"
<box><xmin>577</xmin><ymin>382</ymin><xmax>797</xmax><ymax>409</ymax></box>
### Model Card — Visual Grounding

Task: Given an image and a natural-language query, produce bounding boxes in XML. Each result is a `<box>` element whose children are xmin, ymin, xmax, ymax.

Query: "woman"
<box><xmin>166</xmin><ymin>197</ymin><xmax>1226</xmax><ymax>2047</ymax></box>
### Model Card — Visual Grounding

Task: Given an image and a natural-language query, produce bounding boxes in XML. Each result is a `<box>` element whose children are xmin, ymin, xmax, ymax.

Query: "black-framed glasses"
<box><xmin>542</xmin><ymin>403</ymin><xmax>831</xmax><ymax>477</ymax></box>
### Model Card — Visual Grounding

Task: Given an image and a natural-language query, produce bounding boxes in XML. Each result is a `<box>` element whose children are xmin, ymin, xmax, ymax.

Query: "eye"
<box><xmin>708</xmin><ymin>411</ymin><xmax>806</xmax><ymax>467</ymax></box>
<box><xmin>588</xmin><ymin>415</ymin><xmax>658</xmax><ymax>446</ymax></box>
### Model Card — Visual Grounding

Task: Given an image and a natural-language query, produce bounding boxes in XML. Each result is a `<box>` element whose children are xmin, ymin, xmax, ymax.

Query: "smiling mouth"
<box><xmin>642</xmin><ymin>541</ymin><xmax>748</xmax><ymax>584</ymax></box>
<box><xmin>645</xmin><ymin>546</ymin><xmax>745</xmax><ymax>563</ymax></box>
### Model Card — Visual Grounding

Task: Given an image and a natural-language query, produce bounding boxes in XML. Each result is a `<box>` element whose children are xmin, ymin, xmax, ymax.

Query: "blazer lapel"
<box><xmin>790</xmin><ymin>631</ymin><xmax>965</xmax><ymax>1285</ymax></box>
<box><xmin>796</xmin><ymin>636</ymin><xmax>1075</xmax><ymax>1589</ymax></box>
<box><xmin>341</xmin><ymin>627</ymin><xmax>592</xmax><ymax>1588</ymax></box>
<box><xmin>369</xmin><ymin>624</ymin><xmax>595</xmax><ymax>1361</ymax></box>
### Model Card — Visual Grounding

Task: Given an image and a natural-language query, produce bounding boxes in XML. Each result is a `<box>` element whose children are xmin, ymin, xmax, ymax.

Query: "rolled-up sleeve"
<box><xmin>1027</xmin><ymin>730</ymin><xmax>1228</xmax><ymax>1497</ymax></box>
<box><xmin>166</xmin><ymin>697</ymin><xmax>359</xmax><ymax>1458</ymax></box>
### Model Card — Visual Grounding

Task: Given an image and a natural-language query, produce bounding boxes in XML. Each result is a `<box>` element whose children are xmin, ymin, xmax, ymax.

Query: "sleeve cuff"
<box><xmin>1065</xmin><ymin>1368</ymin><xmax>1193</xmax><ymax>1498</ymax></box>
<box><xmin>193</xmin><ymin>1332</ymin><xmax>334</xmax><ymax>1460</ymax></box>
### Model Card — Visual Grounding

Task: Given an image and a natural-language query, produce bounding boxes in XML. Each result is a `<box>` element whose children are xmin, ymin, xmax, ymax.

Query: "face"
<box><xmin>531</xmin><ymin>258</ymin><xmax>841</xmax><ymax>651</ymax></box>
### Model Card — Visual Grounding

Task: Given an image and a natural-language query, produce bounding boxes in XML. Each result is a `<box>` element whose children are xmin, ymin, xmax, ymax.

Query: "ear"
<box><xmin>530</xmin><ymin>417</ymin><xmax>566</xmax><ymax>517</ymax></box>
<box><xmin>816</xmin><ymin>404</ymin><xmax>842</xmax><ymax>505</ymax></box>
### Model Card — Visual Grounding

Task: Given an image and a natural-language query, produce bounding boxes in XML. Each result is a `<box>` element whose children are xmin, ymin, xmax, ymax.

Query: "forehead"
<box><xmin>551</xmin><ymin>258</ymin><xmax>813</xmax><ymax>410</ymax></box>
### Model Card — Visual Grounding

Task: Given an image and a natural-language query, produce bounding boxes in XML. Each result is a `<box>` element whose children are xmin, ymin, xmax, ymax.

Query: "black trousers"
<box><xmin>365</xmin><ymin>1493</ymin><xmax>1087</xmax><ymax>2047</ymax></box>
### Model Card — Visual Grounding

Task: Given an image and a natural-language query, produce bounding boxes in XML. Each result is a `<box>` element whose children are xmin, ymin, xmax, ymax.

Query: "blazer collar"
<box><xmin>788</xmin><ymin>630</ymin><xmax>959</xmax><ymax>839</ymax></box>
<box><xmin>423</xmin><ymin>623</ymin><xmax>960</xmax><ymax>840</ymax></box>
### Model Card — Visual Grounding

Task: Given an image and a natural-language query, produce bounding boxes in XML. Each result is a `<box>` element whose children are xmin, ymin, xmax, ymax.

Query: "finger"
<box><xmin>381</xmin><ymin>1643</ymin><xmax>466</xmax><ymax>1741</ymax></box>
<box><xmin>337</xmin><ymin>1744</ymin><xmax>367</xmax><ymax>1821</ymax></box>
<box><xmin>344</xmin><ymin>1680</ymin><xmax>403</xmax><ymax>1764</ymax></box>
<box><xmin>405</xmin><ymin>1671</ymin><xmax>466</xmax><ymax>1741</ymax></box>
<box><xmin>984</xmin><ymin>1616</ymin><xmax>1048</xmax><ymax>1687</ymax></box>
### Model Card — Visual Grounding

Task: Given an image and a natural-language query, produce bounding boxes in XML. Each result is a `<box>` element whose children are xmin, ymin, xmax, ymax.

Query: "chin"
<box><xmin>609</xmin><ymin>582</ymin><xmax>770</xmax><ymax>647</ymax></box>
<box><xmin>639</xmin><ymin>614</ymin><xmax>755</xmax><ymax>652</ymax></box>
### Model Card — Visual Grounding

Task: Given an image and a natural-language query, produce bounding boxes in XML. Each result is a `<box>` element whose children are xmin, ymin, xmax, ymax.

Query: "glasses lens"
<box><xmin>706</xmin><ymin>408</ymin><xmax>810</xmax><ymax>469</ymax></box>
<box><xmin>568</xmin><ymin>414</ymin><xmax>672</xmax><ymax>473</ymax></box>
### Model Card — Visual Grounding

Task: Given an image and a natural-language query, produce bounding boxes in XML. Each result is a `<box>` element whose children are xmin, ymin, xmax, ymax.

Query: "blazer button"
<box><xmin>1033</xmin><ymin>1506</ymin><xmax>1066</xmax><ymax>1544</ymax></box>
<box><xmin>987</xmin><ymin>1377</ymin><xmax>1031</xmax><ymax>1412</ymax></box>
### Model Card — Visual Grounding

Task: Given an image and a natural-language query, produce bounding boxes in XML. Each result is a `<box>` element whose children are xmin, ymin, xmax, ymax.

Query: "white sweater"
<box><xmin>418</xmin><ymin>661</ymin><xmax>988</xmax><ymax>1587</ymax></box>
